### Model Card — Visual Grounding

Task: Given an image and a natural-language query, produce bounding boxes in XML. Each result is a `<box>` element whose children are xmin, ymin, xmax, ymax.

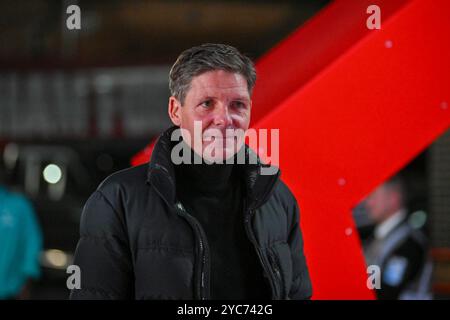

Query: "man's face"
<box><xmin>365</xmin><ymin>184</ymin><xmax>399</xmax><ymax>223</ymax></box>
<box><xmin>168</xmin><ymin>70</ymin><xmax>251</xmax><ymax>162</ymax></box>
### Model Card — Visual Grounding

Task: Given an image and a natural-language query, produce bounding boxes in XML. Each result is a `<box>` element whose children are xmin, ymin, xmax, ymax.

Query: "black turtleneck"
<box><xmin>174</xmin><ymin>143</ymin><xmax>270</xmax><ymax>300</ymax></box>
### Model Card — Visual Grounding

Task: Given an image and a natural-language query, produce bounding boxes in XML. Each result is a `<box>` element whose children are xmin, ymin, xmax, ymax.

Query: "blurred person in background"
<box><xmin>70</xmin><ymin>43</ymin><xmax>312</xmax><ymax>300</ymax></box>
<box><xmin>0</xmin><ymin>167</ymin><xmax>43</xmax><ymax>300</ymax></box>
<box><xmin>363</xmin><ymin>175</ymin><xmax>432</xmax><ymax>300</ymax></box>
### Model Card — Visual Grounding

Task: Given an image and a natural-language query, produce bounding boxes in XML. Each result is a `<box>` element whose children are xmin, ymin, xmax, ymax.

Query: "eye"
<box><xmin>232</xmin><ymin>101</ymin><xmax>246</xmax><ymax>109</ymax></box>
<box><xmin>200</xmin><ymin>100</ymin><xmax>212</xmax><ymax>108</ymax></box>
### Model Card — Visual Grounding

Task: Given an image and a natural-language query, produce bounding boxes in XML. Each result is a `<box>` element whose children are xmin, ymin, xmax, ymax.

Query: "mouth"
<box><xmin>202</xmin><ymin>131</ymin><xmax>242</xmax><ymax>140</ymax></box>
<box><xmin>203</xmin><ymin>136</ymin><xmax>238</xmax><ymax>143</ymax></box>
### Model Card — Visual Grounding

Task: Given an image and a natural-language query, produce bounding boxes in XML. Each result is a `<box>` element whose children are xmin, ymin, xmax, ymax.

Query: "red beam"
<box><xmin>256</xmin><ymin>0</ymin><xmax>450</xmax><ymax>299</ymax></box>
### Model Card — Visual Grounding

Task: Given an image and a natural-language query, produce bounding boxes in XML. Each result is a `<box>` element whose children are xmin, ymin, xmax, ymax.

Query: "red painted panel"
<box><xmin>250</xmin><ymin>0</ymin><xmax>409</xmax><ymax>126</ymax></box>
<box><xmin>256</xmin><ymin>0</ymin><xmax>450</xmax><ymax>299</ymax></box>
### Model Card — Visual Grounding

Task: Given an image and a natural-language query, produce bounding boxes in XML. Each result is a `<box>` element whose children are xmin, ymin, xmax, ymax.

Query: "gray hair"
<box><xmin>169</xmin><ymin>43</ymin><xmax>256</xmax><ymax>104</ymax></box>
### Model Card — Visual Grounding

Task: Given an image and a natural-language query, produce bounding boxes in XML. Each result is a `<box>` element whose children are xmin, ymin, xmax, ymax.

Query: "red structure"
<box><xmin>132</xmin><ymin>0</ymin><xmax>450</xmax><ymax>299</ymax></box>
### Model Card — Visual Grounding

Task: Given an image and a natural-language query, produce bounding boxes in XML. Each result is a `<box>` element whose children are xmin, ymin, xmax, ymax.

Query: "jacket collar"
<box><xmin>147</xmin><ymin>126</ymin><xmax>280</xmax><ymax>210</ymax></box>
<box><xmin>374</xmin><ymin>209</ymin><xmax>408</xmax><ymax>240</ymax></box>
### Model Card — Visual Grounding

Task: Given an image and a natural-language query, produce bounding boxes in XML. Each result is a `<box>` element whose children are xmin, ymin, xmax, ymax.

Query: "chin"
<box><xmin>202</xmin><ymin>147</ymin><xmax>237</xmax><ymax>164</ymax></box>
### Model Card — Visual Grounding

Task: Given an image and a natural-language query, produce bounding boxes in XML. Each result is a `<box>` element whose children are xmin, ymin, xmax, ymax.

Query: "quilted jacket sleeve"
<box><xmin>287</xmin><ymin>200</ymin><xmax>313</xmax><ymax>300</ymax></box>
<box><xmin>69</xmin><ymin>190</ymin><xmax>134</xmax><ymax>299</ymax></box>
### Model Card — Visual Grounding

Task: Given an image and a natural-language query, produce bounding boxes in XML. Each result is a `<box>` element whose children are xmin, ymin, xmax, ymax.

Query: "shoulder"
<box><xmin>381</xmin><ymin>226</ymin><xmax>428</xmax><ymax>289</ymax></box>
<box><xmin>0</xmin><ymin>188</ymin><xmax>40</xmax><ymax>243</ymax></box>
<box><xmin>383</xmin><ymin>223</ymin><xmax>428</xmax><ymax>271</ymax></box>
<box><xmin>1</xmin><ymin>188</ymin><xmax>35</xmax><ymax>216</ymax></box>
<box><xmin>271</xmin><ymin>179</ymin><xmax>298</xmax><ymax>209</ymax></box>
<box><xmin>95</xmin><ymin>163</ymin><xmax>149</xmax><ymax>202</ymax></box>
<box><xmin>390</xmin><ymin>226</ymin><xmax>428</xmax><ymax>259</ymax></box>
<box><xmin>80</xmin><ymin>164</ymin><xmax>149</xmax><ymax>235</ymax></box>
<box><xmin>98</xmin><ymin>163</ymin><xmax>148</xmax><ymax>192</ymax></box>
<box><xmin>265</xmin><ymin>178</ymin><xmax>301</xmax><ymax>227</ymax></box>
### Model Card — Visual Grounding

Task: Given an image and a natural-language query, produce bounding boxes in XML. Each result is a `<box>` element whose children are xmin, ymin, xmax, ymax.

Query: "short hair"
<box><xmin>169</xmin><ymin>43</ymin><xmax>256</xmax><ymax>104</ymax></box>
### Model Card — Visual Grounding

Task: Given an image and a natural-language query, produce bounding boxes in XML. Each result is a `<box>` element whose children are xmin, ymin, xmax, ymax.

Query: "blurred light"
<box><xmin>43</xmin><ymin>164</ymin><xmax>62</xmax><ymax>184</ymax></box>
<box><xmin>409</xmin><ymin>210</ymin><xmax>427</xmax><ymax>229</ymax></box>
<box><xmin>44</xmin><ymin>249</ymin><xmax>68</xmax><ymax>269</ymax></box>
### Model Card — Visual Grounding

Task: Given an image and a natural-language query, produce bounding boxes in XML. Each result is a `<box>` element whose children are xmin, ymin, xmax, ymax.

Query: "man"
<box><xmin>70</xmin><ymin>43</ymin><xmax>312</xmax><ymax>300</ymax></box>
<box><xmin>363</xmin><ymin>175</ymin><xmax>430</xmax><ymax>300</ymax></box>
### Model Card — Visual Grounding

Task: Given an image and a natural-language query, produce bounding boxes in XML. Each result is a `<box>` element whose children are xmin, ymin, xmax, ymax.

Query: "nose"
<box><xmin>212</xmin><ymin>104</ymin><xmax>233</xmax><ymax>128</ymax></box>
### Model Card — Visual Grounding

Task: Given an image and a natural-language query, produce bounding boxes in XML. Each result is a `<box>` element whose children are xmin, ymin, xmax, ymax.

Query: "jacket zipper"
<box><xmin>175</xmin><ymin>202</ymin><xmax>209</xmax><ymax>300</ymax></box>
<box><xmin>243</xmin><ymin>202</ymin><xmax>281</xmax><ymax>300</ymax></box>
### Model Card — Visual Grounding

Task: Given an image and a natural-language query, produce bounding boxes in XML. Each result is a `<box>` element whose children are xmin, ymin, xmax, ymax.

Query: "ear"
<box><xmin>168</xmin><ymin>96</ymin><xmax>182</xmax><ymax>126</ymax></box>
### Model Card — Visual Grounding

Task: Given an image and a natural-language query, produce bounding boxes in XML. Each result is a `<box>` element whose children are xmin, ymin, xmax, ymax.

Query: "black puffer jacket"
<box><xmin>70</xmin><ymin>127</ymin><xmax>312</xmax><ymax>300</ymax></box>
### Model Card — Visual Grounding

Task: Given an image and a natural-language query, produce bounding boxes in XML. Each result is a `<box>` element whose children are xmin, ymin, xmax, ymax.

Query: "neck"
<box><xmin>173</xmin><ymin>140</ymin><xmax>237</xmax><ymax>194</ymax></box>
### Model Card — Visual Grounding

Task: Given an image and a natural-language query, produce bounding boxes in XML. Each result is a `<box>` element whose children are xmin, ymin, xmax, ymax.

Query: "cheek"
<box><xmin>181</xmin><ymin>108</ymin><xmax>207</xmax><ymax>128</ymax></box>
<box><xmin>191</xmin><ymin>109</ymin><xmax>214</xmax><ymax>127</ymax></box>
<box><xmin>232</xmin><ymin>112</ymin><xmax>250</xmax><ymax>128</ymax></box>
<box><xmin>365</xmin><ymin>200</ymin><xmax>376</xmax><ymax>212</ymax></box>
<box><xmin>367</xmin><ymin>196</ymin><xmax>381</xmax><ymax>212</ymax></box>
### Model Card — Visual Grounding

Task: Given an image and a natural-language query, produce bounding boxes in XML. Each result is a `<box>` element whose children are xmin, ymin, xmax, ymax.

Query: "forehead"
<box><xmin>187</xmin><ymin>70</ymin><xmax>250</xmax><ymax>98</ymax></box>
<box><xmin>371</xmin><ymin>184</ymin><xmax>391</xmax><ymax>197</ymax></box>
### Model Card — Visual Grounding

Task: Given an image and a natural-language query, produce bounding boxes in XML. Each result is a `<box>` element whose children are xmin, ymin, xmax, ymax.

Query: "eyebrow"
<box><xmin>199</xmin><ymin>95</ymin><xmax>250</xmax><ymax>102</ymax></box>
<box><xmin>232</xmin><ymin>96</ymin><xmax>250</xmax><ymax>102</ymax></box>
